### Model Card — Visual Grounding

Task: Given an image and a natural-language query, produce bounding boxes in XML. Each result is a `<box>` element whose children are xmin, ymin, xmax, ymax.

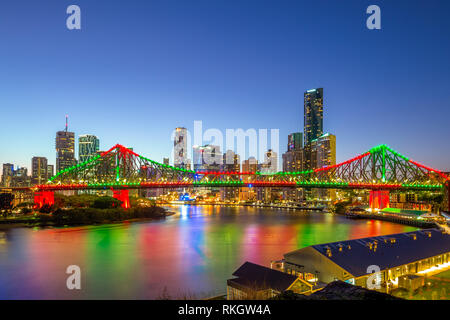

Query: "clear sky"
<box><xmin>1</xmin><ymin>0</ymin><xmax>449</xmax><ymax>174</ymax></box>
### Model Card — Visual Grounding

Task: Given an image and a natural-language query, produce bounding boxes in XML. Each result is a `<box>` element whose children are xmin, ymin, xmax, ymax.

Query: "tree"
<box><xmin>92</xmin><ymin>196</ymin><xmax>121</xmax><ymax>209</ymax></box>
<box><xmin>0</xmin><ymin>193</ymin><xmax>14</xmax><ymax>214</ymax></box>
<box><xmin>39</xmin><ymin>204</ymin><xmax>54</xmax><ymax>214</ymax></box>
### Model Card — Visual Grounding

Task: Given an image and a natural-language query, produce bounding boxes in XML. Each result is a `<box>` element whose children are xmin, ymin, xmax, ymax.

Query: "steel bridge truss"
<box><xmin>37</xmin><ymin>144</ymin><xmax>447</xmax><ymax>192</ymax></box>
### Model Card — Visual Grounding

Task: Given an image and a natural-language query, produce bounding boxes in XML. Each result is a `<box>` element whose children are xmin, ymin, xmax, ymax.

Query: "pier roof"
<box><xmin>285</xmin><ymin>228</ymin><xmax>450</xmax><ymax>277</ymax></box>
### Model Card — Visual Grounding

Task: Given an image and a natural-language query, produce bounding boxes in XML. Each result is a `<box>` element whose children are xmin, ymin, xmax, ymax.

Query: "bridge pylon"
<box><xmin>113</xmin><ymin>189</ymin><xmax>130</xmax><ymax>209</ymax></box>
<box><xmin>369</xmin><ymin>190</ymin><xmax>389</xmax><ymax>211</ymax></box>
<box><xmin>34</xmin><ymin>191</ymin><xmax>55</xmax><ymax>209</ymax></box>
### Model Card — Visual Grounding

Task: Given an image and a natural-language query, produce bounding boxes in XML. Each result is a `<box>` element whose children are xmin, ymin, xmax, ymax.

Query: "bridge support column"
<box><xmin>369</xmin><ymin>190</ymin><xmax>389</xmax><ymax>211</ymax></box>
<box><xmin>34</xmin><ymin>191</ymin><xmax>55</xmax><ymax>209</ymax></box>
<box><xmin>113</xmin><ymin>189</ymin><xmax>130</xmax><ymax>209</ymax></box>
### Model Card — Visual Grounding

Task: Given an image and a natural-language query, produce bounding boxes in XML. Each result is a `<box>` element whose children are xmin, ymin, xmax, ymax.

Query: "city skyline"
<box><xmin>1</xmin><ymin>1</ymin><xmax>450</xmax><ymax>174</ymax></box>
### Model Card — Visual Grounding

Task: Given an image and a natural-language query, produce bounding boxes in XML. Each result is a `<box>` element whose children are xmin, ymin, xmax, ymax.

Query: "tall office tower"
<box><xmin>222</xmin><ymin>150</ymin><xmax>240</xmax><ymax>171</ymax></box>
<box><xmin>220</xmin><ymin>150</ymin><xmax>240</xmax><ymax>201</ymax></box>
<box><xmin>192</xmin><ymin>145</ymin><xmax>222</xmax><ymax>171</ymax></box>
<box><xmin>311</xmin><ymin>133</ymin><xmax>336</xmax><ymax>200</ymax></box>
<box><xmin>284</xmin><ymin>136</ymin><xmax>305</xmax><ymax>203</ymax></box>
<box><xmin>12</xmin><ymin>167</ymin><xmax>30</xmax><ymax>187</ymax></box>
<box><xmin>288</xmin><ymin>132</ymin><xmax>303</xmax><ymax>151</ymax></box>
<box><xmin>173</xmin><ymin>127</ymin><xmax>188</xmax><ymax>168</ymax></box>
<box><xmin>242</xmin><ymin>157</ymin><xmax>258</xmax><ymax>173</ymax></box>
<box><xmin>304</xmin><ymin>88</ymin><xmax>323</xmax><ymax>146</ymax></box>
<box><xmin>257</xmin><ymin>149</ymin><xmax>279</xmax><ymax>202</ymax></box>
<box><xmin>313</xmin><ymin>133</ymin><xmax>336</xmax><ymax>169</ymax></box>
<box><xmin>240</xmin><ymin>157</ymin><xmax>258</xmax><ymax>201</ymax></box>
<box><xmin>163</xmin><ymin>158</ymin><xmax>170</xmax><ymax>165</ymax></box>
<box><xmin>1</xmin><ymin>163</ymin><xmax>14</xmax><ymax>187</ymax></box>
<box><xmin>31</xmin><ymin>157</ymin><xmax>48</xmax><ymax>185</ymax></box>
<box><xmin>47</xmin><ymin>164</ymin><xmax>54</xmax><ymax>180</ymax></box>
<box><xmin>282</xmin><ymin>149</ymin><xmax>303</xmax><ymax>173</ymax></box>
<box><xmin>56</xmin><ymin>116</ymin><xmax>76</xmax><ymax>173</ymax></box>
<box><xmin>260</xmin><ymin>149</ymin><xmax>278</xmax><ymax>173</ymax></box>
<box><xmin>79</xmin><ymin>134</ymin><xmax>100</xmax><ymax>163</ymax></box>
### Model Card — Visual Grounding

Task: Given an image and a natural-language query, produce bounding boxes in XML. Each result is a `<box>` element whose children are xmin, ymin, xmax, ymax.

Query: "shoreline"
<box><xmin>0</xmin><ymin>210</ymin><xmax>176</xmax><ymax>230</ymax></box>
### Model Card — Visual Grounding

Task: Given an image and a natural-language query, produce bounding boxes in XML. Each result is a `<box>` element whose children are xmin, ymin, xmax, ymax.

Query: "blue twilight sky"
<box><xmin>0</xmin><ymin>0</ymin><xmax>449</xmax><ymax>174</ymax></box>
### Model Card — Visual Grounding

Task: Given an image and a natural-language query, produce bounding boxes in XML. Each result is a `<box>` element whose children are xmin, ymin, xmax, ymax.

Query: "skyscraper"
<box><xmin>1</xmin><ymin>163</ymin><xmax>14</xmax><ymax>187</ymax></box>
<box><xmin>260</xmin><ymin>149</ymin><xmax>278</xmax><ymax>173</ymax></box>
<box><xmin>79</xmin><ymin>134</ymin><xmax>100</xmax><ymax>163</ymax></box>
<box><xmin>56</xmin><ymin>116</ymin><xmax>76</xmax><ymax>173</ymax></box>
<box><xmin>47</xmin><ymin>164</ymin><xmax>54</xmax><ymax>180</ymax></box>
<box><xmin>310</xmin><ymin>133</ymin><xmax>336</xmax><ymax>200</ymax></box>
<box><xmin>240</xmin><ymin>157</ymin><xmax>258</xmax><ymax>201</ymax></box>
<box><xmin>192</xmin><ymin>145</ymin><xmax>222</xmax><ymax>171</ymax></box>
<box><xmin>220</xmin><ymin>150</ymin><xmax>240</xmax><ymax>201</ymax></box>
<box><xmin>173</xmin><ymin>127</ymin><xmax>188</xmax><ymax>168</ymax></box>
<box><xmin>313</xmin><ymin>133</ymin><xmax>336</xmax><ymax>169</ymax></box>
<box><xmin>31</xmin><ymin>157</ymin><xmax>48</xmax><ymax>185</ymax></box>
<box><xmin>287</xmin><ymin>132</ymin><xmax>303</xmax><ymax>151</ymax></box>
<box><xmin>304</xmin><ymin>88</ymin><xmax>323</xmax><ymax>146</ymax></box>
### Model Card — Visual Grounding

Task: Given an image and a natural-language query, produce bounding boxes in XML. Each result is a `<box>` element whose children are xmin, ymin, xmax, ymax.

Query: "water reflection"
<box><xmin>0</xmin><ymin>205</ymin><xmax>416</xmax><ymax>299</ymax></box>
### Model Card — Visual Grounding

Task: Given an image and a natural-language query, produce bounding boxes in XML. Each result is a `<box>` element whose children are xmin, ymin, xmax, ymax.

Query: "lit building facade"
<box><xmin>31</xmin><ymin>157</ymin><xmax>48</xmax><ymax>185</ymax></box>
<box><xmin>282</xmin><ymin>146</ymin><xmax>304</xmax><ymax>202</ymax></box>
<box><xmin>288</xmin><ymin>132</ymin><xmax>303</xmax><ymax>151</ymax></box>
<box><xmin>79</xmin><ymin>134</ymin><xmax>100</xmax><ymax>163</ymax></box>
<box><xmin>11</xmin><ymin>167</ymin><xmax>30</xmax><ymax>187</ymax></box>
<box><xmin>220</xmin><ymin>150</ymin><xmax>240</xmax><ymax>201</ymax></box>
<box><xmin>192</xmin><ymin>145</ymin><xmax>222</xmax><ymax>171</ymax></box>
<box><xmin>240</xmin><ymin>157</ymin><xmax>258</xmax><ymax>202</ymax></box>
<box><xmin>304</xmin><ymin>88</ymin><xmax>323</xmax><ymax>146</ymax></box>
<box><xmin>47</xmin><ymin>164</ymin><xmax>54</xmax><ymax>180</ymax></box>
<box><xmin>173</xmin><ymin>127</ymin><xmax>188</xmax><ymax>168</ymax></box>
<box><xmin>1</xmin><ymin>163</ymin><xmax>14</xmax><ymax>187</ymax></box>
<box><xmin>56</xmin><ymin>130</ymin><xmax>76</xmax><ymax>173</ymax></box>
<box><xmin>310</xmin><ymin>133</ymin><xmax>336</xmax><ymax>200</ymax></box>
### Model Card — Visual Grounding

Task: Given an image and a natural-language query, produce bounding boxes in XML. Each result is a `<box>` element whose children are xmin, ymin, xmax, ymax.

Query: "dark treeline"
<box><xmin>34</xmin><ymin>194</ymin><xmax>167</xmax><ymax>226</ymax></box>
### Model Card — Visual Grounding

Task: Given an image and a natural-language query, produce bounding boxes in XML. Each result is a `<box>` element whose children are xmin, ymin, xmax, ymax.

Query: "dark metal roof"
<box><xmin>228</xmin><ymin>261</ymin><xmax>298</xmax><ymax>292</ymax></box>
<box><xmin>290</xmin><ymin>228</ymin><xmax>450</xmax><ymax>277</ymax></box>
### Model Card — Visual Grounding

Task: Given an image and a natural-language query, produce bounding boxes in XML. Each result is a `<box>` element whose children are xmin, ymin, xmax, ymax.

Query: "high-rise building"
<box><xmin>12</xmin><ymin>167</ymin><xmax>30</xmax><ymax>187</ymax></box>
<box><xmin>31</xmin><ymin>157</ymin><xmax>48</xmax><ymax>185</ymax></box>
<box><xmin>1</xmin><ymin>163</ymin><xmax>14</xmax><ymax>187</ymax></box>
<box><xmin>56</xmin><ymin>116</ymin><xmax>76</xmax><ymax>173</ymax></box>
<box><xmin>310</xmin><ymin>133</ymin><xmax>336</xmax><ymax>200</ymax></box>
<box><xmin>283</xmin><ymin>133</ymin><xmax>304</xmax><ymax>202</ymax></box>
<box><xmin>282</xmin><ymin>150</ymin><xmax>303</xmax><ymax>173</ymax></box>
<box><xmin>312</xmin><ymin>133</ymin><xmax>336</xmax><ymax>169</ymax></box>
<box><xmin>304</xmin><ymin>88</ymin><xmax>323</xmax><ymax>146</ymax></box>
<box><xmin>220</xmin><ymin>150</ymin><xmax>240</xmax><ymax>201</ymax></box>
<box><xmin>174</xmin><ymin>127</ymin><xmax>188</xmax><ymax>168</ymax></box>
<box><xmin>260</xmin><ymin>149</ymin><xmax>278</xmax><ymax>173</ymax></box>
<box><xmin>79</xmin><ymin>134</ymin><xmax>100</xmax><ymax>163</ymax></box>
<box><xmin>288</xmin><ymin>132</ymin><xmax>303</xmax><ymax>151</ymax></box>
<box><xmin>240</xmin><ymin>157</ymin><xmax>258</xmax><ymax>202</ymax></box>
<box><xmin>47</xmin><ymin>164</ymin><xmax>54</xmax><ymax>180</ymax></box>
<box><xmin>192</xmin><ymin>145</ymin><xmax>222</xmax><ymax>171</ymax></box>
<box><xmin>221</xmin><ymin>150</ymin><xmax>240</xmax><ymax>171</ymax></box>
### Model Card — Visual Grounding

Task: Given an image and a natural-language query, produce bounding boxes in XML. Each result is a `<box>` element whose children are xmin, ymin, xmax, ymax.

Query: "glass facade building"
<box><xmin>79</xmin><ymin>134</ymin><xmax>100</xmax><ymax>163</ymax></box>
<box><xmin>304</xmin><ymin>88</ymin><xmax>323</xmax><ymax>146</ymax></box>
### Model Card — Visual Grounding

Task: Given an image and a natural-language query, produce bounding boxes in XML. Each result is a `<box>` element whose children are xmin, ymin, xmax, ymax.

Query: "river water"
<box><xmin>0</xmin><ymin>205</ymin><xmax>417</xmax><ymax>299</ymax></box>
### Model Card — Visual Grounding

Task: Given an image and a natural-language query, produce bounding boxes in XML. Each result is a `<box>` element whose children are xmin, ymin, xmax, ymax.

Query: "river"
<box><xmin>0</xmin><ymin>205</ymin><xmax>417</xmax><ymax>299</ymax></box>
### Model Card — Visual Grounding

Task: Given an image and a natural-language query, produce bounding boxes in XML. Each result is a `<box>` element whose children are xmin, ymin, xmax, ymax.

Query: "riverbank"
<box><xmin>0</xmin><ymin>206</ymin><xmax>173</xmax><ymax>229</ymax></box>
